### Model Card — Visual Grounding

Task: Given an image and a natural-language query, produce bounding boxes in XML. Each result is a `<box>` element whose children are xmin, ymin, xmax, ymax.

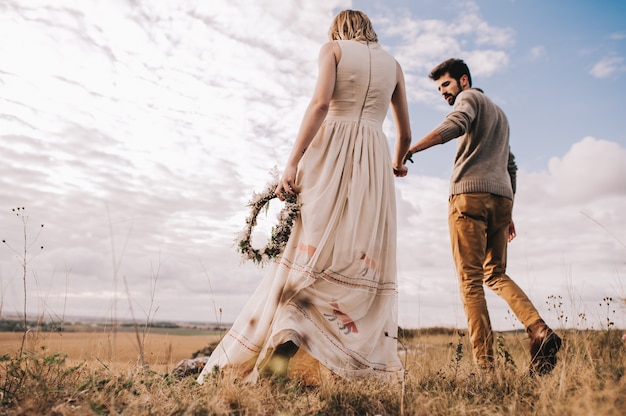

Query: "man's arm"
<box><xmin>406</xmin><ymin>91</ymin><xmax>476</xmax><ymax>162</ymax></box>
<box><xmin>406</xmin><ymin>129</ymin><xmax>443</xmax><ymax>162</ymax></box>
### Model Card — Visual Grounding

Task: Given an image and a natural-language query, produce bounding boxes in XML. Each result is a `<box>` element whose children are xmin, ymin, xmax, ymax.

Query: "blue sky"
<box><xmin>0</xmin><ymin>0</ymin><xmax>624</xmax><ymax>332</ymax></box>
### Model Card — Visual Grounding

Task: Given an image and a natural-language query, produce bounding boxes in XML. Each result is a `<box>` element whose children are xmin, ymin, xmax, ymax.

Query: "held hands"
<box><xmin>393</xmin><ymin>148</ymin><xmax>413</xmax><ymax>177</ymax></box>
<box><xmin>393</xmin><ymin>165</ymin><xmax>408</xmax><ymax>177</ymax></box>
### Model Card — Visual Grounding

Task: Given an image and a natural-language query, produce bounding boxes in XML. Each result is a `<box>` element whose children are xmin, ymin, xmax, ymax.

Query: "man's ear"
<box><xmin>460</xmin><ymin>74</ymin><xmax>470</xmax><ymax>90</ymax></box>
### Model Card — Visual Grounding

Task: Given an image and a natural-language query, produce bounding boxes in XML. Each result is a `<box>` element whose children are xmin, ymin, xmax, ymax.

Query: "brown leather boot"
<box><xmin>527</xmin><ymin>319</ymin><xmax>562</xmax><ymax>375</ymax></box>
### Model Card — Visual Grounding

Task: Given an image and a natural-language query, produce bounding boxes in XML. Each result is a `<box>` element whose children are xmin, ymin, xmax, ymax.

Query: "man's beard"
<box><xmin>445</xmin><ymin>93</ymin><xmax>457</xmax><ymax>106</ymax></box>
<box><xmin>445</xmin><ymin>80</ymin><xmax>463</xmax><ymax>106</ymax></box>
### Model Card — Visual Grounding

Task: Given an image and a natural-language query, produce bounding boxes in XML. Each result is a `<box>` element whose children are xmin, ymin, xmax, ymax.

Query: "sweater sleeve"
<box><xmin>435</xmin><ymin>90</ymin><xmax>478</xmax><ymax>143</ymax></box>
<box><xmin>507</xmin><ymin>149</ymin><xmax>517</xmax><ymax>194</ymax></box>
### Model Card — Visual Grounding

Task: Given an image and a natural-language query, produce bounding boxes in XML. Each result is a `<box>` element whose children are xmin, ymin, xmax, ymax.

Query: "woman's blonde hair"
<box><xmin>328</xmin><ymin>10</ymin><xmax>378</xmax><ymax>42</ymax></box>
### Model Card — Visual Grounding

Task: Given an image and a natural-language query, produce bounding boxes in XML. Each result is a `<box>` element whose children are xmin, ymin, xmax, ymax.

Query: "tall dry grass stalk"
<box><xmin>1</xmin><ymin>207</ymin><xmax>45</xmax><ymax>357</ymax></box>
<box><xmin>106</xmin><ymin>205</ymin><xmax>163</xmax><ymax>369</ymax></box>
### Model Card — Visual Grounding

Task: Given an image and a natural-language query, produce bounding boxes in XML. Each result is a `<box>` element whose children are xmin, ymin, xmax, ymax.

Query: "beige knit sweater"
<box><xmin>436</xmin><ymin>88</ymin><xmax>517</xmax><ymax>200</ymax></box>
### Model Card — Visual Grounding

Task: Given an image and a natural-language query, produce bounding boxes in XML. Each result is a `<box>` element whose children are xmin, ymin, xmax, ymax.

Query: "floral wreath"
<box><xmin>237</xmin><ymin>170</ymin><xmax>300</xmax><ymax>266</ymax></box>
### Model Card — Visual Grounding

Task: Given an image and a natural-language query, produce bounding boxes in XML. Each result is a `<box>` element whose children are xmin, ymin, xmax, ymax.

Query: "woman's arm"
<box><xmin>276</xmin><ymin>41</ymin><xmax>339</xmax><ymax>200</ymax></box>
<box><xmin>390</xmin><ymin>61</ymin><xmax>411</xmax><ymax>177</ymax></box>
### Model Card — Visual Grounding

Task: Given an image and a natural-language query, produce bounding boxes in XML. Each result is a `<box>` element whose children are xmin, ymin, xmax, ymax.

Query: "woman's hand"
<box><xmin>275</xmin><ymin>164</ymin><xmax>300</xmax><ymax>201</ymax></box>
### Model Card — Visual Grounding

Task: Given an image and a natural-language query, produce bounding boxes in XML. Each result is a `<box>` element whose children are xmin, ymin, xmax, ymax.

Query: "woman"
<box><xmin>198</xmin><ymin>9</ymin><xmax>411</xmax><ymax>384</ymax></box>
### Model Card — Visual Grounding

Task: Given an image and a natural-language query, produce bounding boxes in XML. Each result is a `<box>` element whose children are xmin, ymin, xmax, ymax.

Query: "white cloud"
<box><xmin>546</xmin><ymin>137</ymin><xmax>626</xmax><ymax>203</ymax></box>
<box><xmin>529</xmin><ymin>45</ymin><xmax>546</xmax><ymax>60</ymax></box>
<box><xmin>456</xmin><ymin>4</ymin><xmax>515</xmax><ymax>49</ymax></box>
<box><xmin>465</xmin><ymin>50</ymin><xmax>510</xmax><ymax>77</ymax></box>
<box><xmin>375</xmin><ymin>0</ymin><xmax>513</xmax><ymax>103</ymax></box>
<box><xmin>590</xmin><ymin>56</ymin><xmax>626</xmax><ymax>78</ymax></box>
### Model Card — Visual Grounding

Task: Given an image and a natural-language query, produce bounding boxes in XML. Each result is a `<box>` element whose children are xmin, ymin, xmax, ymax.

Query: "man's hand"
<box><xmin>508</xmin><ymin>221</ymin><xmax>517</xmax><ymax>242</ymax></box>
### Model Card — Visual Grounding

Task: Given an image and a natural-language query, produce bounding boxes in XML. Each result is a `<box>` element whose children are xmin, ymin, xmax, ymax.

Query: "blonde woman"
<box><xmin>198</xmin><ymin>9</ymin><xmax>411</xmax><ymax>384</ymax></box>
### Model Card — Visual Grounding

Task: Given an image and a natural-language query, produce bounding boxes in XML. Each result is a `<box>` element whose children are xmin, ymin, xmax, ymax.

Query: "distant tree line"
<box><xmin>0</xmin><ymin>319</ymin><xmax>64</xmax><ymax>333</ymax></box>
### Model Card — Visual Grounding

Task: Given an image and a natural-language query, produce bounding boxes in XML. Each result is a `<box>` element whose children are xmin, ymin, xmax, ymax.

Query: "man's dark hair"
<box><xmin>429</xmin><ymin>58</ymin><xmax>472</xmax><ymax>87</ymax></box>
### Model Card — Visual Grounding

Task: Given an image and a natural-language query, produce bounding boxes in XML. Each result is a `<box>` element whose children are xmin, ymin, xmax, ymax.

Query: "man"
<box><xmin>407</xmin><ymin>58</ymin><xmax>561</xmax><ymax>375</ymax></box>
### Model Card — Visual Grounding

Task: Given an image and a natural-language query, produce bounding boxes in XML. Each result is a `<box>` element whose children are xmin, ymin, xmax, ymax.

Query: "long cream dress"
<box><xmin>198</xmin><ymin>39</ymin><xmax>403</xmax><ymax>383</ymax></box>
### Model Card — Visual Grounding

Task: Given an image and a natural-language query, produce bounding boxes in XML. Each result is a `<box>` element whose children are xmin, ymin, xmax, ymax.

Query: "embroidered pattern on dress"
<box><xmin>358</xmin><ymin>251</ymin><xmax>377</xmax><ymax>276</ymax></box>
<box><xmin>277</xmin><ymin>256</ymin><xmax>397</xmax><ymax>292</ymax></box>
<box><xmin>324</xmin><ymin>301</ymin><xmax>358</xmax><ymax>334</ymax></box>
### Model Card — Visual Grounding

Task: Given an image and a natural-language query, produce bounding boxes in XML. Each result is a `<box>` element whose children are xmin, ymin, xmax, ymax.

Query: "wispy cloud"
<box><xmin>375</xmin><ymin>0</ymin><xmax>513</xmax><ymax>81</ymax></box>
<box><xmin>609</xmin><ymin>32</ymin><xmax>626</xmax><ymax>40</ymax></box>
<box><xmin>590</xmin><ymin>56</ymin><xmax>626</xmax><ymax>78</ymax></box>
<box><xmin>529</xmin><ymin>45</ymin><xmax>546</xmax><ymax>61</ymax></box>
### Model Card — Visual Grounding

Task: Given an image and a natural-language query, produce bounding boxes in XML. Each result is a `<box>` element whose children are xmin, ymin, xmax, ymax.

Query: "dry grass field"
<box><xmin>0</xmin><ymin>329</ymin><xmax>218</xmax><ymax>374</ymax></box>
<box><xmin>0</xmin><ymin>323</ymin><xmax>624</xmax><ymax>415</ymax></box>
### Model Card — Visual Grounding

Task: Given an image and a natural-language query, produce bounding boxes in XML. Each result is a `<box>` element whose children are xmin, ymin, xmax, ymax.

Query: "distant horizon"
<box><xmin>1</xmin><ymin>313</ymin><xmax>623</xmax><ymax>332</ymax></box>
<box><xmin>0</xmin><ymin>313</ymin><xmax>226</xmax><ymax>328</ymax></box>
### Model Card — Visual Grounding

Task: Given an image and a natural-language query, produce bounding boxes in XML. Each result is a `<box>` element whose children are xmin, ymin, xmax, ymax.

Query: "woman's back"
<box><xmin>328</xmin><ymin>40</ymin><xmax>397</xmax><ymax>126</ymax></box>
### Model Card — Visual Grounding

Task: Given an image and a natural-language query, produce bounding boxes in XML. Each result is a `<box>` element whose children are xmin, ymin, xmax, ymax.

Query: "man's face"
<box><xmin>435</xmin><ymin>73</ymin><xmax>464</xmax><ymax>106</ymax></box>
